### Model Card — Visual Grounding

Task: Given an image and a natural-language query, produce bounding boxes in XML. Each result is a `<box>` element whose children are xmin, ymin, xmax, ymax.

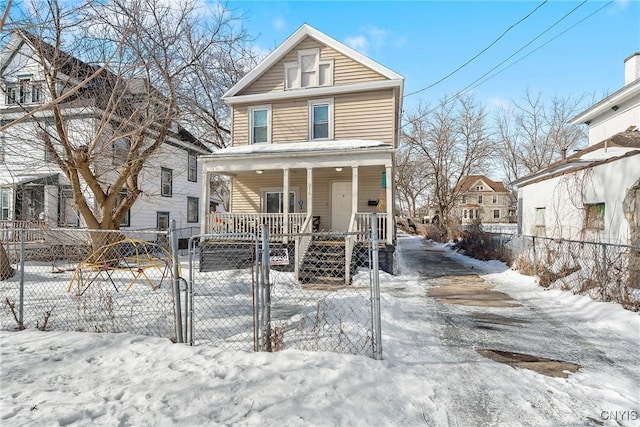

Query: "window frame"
<box><xmin>308</xmin><ymin>98</ymin><xmax>334</xmax><ymax>141</ymax></box>
<box><xmin>534</xmin><ymin>207</ymin><xmax>546</xmax><ymax>227</ymax></box>
<box><xmin>478</xmin><ymin>195</ymin><xmax>483</xmax><ymax>204</ymax></box>
<box><xmin>187</xmin><ymin>196</ymin><xmax>199</xmax><ymax>223</ymax></box>
<box><xmin>262</xmin><ymin>189</ymin><xmax>298</xmax><ymax>214</ymax></box>
<box><xmin>493</xmin><ymin>209</ymin><xmax>500</xmax><ymax>219</ymax></box>
<box><xmin>585</xmin><ymin>203</ymin><xmax>605</xmax><ymax>231</ymax></box>
<box><xmin>187</xmin><ymin>152</ymin><xmax>197</xmax><ymax>182</ymax></box>
<box><xmin>492</xmin><ymin>194</ymin><xmax>498</xmax><ymax>204</ymax></box>
<box><xmin>116</xmin><ymin>189</ymin><xmax>131</xmax><ymax>227</ymax></box>
<box><xmin>284</xmin><ymin>50</ymin><xmax>333</xmax><ymax>90</ymax></box>
<box><xmin>1</xmin><ymin>188</ymin><xmax>10</xmax><ymax>220</ymax></box>
<box><xmin>161</xmin><ymin>167</ymin><xmax>173</xmax><ymax>197</ymax></box>
<box><xmin>248</xmin><ymin>105</ymin><xmax>271</xmax><ymax>144</ymax></box>
<box><xmin>112</xmin><ymin>137</ymin><xmax>131</xmax><ymax>167</ymax></box>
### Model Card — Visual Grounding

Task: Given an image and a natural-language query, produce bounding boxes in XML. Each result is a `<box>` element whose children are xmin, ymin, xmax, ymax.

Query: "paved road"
<box><xmin>383</xmin><ymin>234</ymin><xmax>640</xmax><ymax>427</ymax></box>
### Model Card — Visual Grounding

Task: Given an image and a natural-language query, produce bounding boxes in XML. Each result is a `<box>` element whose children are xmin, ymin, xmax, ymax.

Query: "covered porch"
<box><xmin>199</xmin><ymin>140</ymin><xmax>395</xmax><ymax>244</ymax></box>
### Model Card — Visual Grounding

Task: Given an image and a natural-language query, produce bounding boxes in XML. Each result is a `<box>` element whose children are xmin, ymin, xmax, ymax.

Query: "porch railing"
<box><xmin>0</xmin><ymin>220</ymin><xmax>47</xmax><ymax>242</ymax></box>
<box><xmin>205</xmin><ymin>213</ymin><xmax>306</xmax><ymax>240</ymax></box>
<box><xmin>353</xmin><ymin>213</ymin><xmax>388</xmax><ymax>242</ymax></box>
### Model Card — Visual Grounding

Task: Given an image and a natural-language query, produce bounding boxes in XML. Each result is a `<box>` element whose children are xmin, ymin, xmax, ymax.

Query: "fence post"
<box><xmin>261</xmin><ymin>224</ymin><xmax>272</xmax><ymax>352</ymax></box>
<box><xmin>601</xmin><ymin>243</ymin><xmax>608</xmax><ymax>288</ymax></box>
<box><xmin>371</xmin><ymin>213</ymin><xmax>383</xmax><ymax>360</ymax></box>
<box><xmin>169</xmin><ymin>220</ymin><xmax>183</xmax><ymax>344</ymax></box>
<box><xmin>253</xmin><ymin>234</ymin><xmax>261</xmax><ymax>352</ymax></box>
<box><xmin>532</xmin><ymin>236</ymin><xmax>538</xmax><ymax>278</ymax></box>
<box><xmin>18</xmin><ymin>229</ymin><xmax>25</xmax><ymax>329</ymax></box>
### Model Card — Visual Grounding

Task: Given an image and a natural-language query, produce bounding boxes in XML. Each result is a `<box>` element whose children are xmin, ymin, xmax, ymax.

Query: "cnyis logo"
<box><xmin>600</xmin><ymin>410</ymin><xmax>638</xmax><ymax>421</ymax></box>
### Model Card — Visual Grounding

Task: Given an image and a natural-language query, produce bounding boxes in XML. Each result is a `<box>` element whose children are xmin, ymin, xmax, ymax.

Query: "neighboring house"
<box><xmin>512</xmin><ymin>53</ymin><xmax>640</xmax><ymax>245</ymax></box>
<box><xmin>0</xmin><ymin>31</ymin><xmax>210</xmax><ymax>235</ymax></box>
<box><xmin>453</xmin><ymin>175</ymin><xmax>514</xmax><ymax>225</ymax></box>
<box><xmin>199</xmin><ymin>24</ymin><xmax>403</xmax><ymax>277</ymax></box>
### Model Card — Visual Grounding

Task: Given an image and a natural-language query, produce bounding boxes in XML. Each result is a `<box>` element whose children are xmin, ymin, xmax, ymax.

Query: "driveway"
<box><xmin>382</xmin><ymin>233</ymin><xmax>640</xmax><ymax>427</ymax></box>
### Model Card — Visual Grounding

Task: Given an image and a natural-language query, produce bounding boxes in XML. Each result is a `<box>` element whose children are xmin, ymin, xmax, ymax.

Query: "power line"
<box><xmin>467</xmin><ymin>1</ymin><xmax>614</xmax><ymax>94</ymax></box>
<box><xmin>405</xmin><ymin>0</ymin><xmax>548</xmax><ymax>98</ymax></box>
<box><xmin>404</xmin><ymin>0</ymin><xmax>601</xmax><ymax>122</ymax></box>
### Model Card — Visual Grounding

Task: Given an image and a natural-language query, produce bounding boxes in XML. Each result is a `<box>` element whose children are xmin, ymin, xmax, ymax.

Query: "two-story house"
<box><xmin>512</xmin><ymin>53</ymin><xmax>640</xmax><ymax>245</ymax></box>
<box><xmin>453</xmin><ymin>175</ymin><xmax>514</xmax><ymax>225</ymax></box>
<box><xmin>0</xmin><ymin>30</ymin><xmax>210</xmax><ymax>239</ymax></box>
<box><xmin>199</xmin><ymin>24</ymin><xmax>403</xmax><ymax>277</ymax></box>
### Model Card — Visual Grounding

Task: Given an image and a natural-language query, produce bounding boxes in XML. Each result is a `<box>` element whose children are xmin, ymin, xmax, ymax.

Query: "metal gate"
<box><xmin>184</xmin><ymin>225</ymin><xmax>382</xmax><ymax>359</ymax></box>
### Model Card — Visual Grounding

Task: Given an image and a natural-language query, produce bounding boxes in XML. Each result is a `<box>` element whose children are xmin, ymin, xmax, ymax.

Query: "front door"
<box><xmin>331</xmin><ymin>181</ymin><xmax>352</xmax><ymax>231</ymax></box>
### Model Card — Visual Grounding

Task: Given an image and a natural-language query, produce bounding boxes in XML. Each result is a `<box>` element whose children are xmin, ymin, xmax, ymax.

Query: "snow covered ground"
<box><xmin>1</xmin><ymin>233</ymin><xmax>638</xmax><ymax>426</ymax></box>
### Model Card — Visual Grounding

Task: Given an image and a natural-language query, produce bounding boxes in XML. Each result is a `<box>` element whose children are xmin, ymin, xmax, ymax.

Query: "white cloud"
<box><xmin>345</xmin><ymin>35</ymin><xmax>369</xmax><ymax>53</ymax></box>
<box><xmin>488</xmin><ymin>97</ymin><xmax>512</xmax><ymax>110</ymax></box>
<box><xmin>608</xmin><ymin>0</ymin><xmax>629</xmax><ymax>15</ymax></box>
<box><xmin>273</xmin><ymin>18</ymin><xmax>285</xmax><ymax>31</ymax></box>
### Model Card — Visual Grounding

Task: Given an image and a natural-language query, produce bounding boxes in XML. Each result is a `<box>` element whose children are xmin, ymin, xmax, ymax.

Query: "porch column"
<box><xmin>386</xmin><ymin>165</ymin><xmax>393</xmax><ymax>244</ymax></box>
<box><xmin>351</xmin><ymin>166</ymin><xmax>359</xmax><ymax>229</ymax></box>
<box><xmin>200</xmin><ymin>170</ymin><xmax>210</xmax><ymax>235</ymax></box>
<box><xmin>283</xmin><ymin>168</ymin><xmax>290</xmax><ymax>238</ymax></box>
<box><xmin>306</xmin><ymin>168</ymin><xmax>313</xmax><ymax>217</ymax></box>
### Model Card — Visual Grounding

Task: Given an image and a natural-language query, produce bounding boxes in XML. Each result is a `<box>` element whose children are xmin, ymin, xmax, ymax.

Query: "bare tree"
<box><xmin>495</xmin><ymin>90</ymin><xmax>588</xmax><ymax>182</ymax></box>
<box><xmin>403</xmin><ymin>95</ymin><xmax>494</xmax><ymax>232</ymax></box>
<box><xmin>1</xmin><ymin>0</ymin><xmax>250</xmax><ymax>240</ymax></box>
<box><xmin>394</xmin><ymin>142</ymin><xmax>431</xmax><ymax>217</ymax></box>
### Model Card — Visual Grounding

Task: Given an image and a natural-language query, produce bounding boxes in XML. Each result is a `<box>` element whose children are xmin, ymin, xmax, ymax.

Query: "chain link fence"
<box><xmin>2</xmin><ymin>215</ymin><xmax>384</xmax><ymax>359</ymax></box>
<box><xmin>493</xmin><ymin>234</ymin><xmax>639</xmax><ymax>310</ymax></box>
<box><xmin>1</xmin><ymin>228</ymin><xmax>179</xmax><ymax>339</ymax></box>
<box><xmin>187</xmin><ymin>226</ymin><xmax>382</xmax><ymax>358</ymax></box>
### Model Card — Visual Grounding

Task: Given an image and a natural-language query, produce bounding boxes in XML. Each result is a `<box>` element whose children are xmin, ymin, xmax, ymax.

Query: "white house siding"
<box><xmin>519</xmin><ymin>154</ymin><xmax>639</xmax><ymax>244</ymax></box>
<box><xmin>587</xmin><ymin>103</ymin><xmax>640</xmax><ymax>146</ymax></box>
<box><xmin>128</xmin><ymin>142</ymin><xmax>202</xmax><ymax>232</ymax></box>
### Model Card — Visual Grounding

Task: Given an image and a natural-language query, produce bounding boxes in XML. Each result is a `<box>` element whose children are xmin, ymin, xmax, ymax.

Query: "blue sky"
<box><xmin>223</xmin><ymin>0</ymin><xmax>640</xmax><ymax>112</ymax></box>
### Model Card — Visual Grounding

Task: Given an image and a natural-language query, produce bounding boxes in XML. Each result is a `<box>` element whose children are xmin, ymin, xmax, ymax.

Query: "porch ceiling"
<box><xmin>202</xmin><ymin>139</ymin><xmax>394</xmax><ymax>173</ymax></box>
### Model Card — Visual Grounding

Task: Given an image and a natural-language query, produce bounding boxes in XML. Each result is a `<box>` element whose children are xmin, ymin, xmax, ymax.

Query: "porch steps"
<box><xmin>298</xmin><ymin>238</ymin><xmax>354</xmax><ymax>287</ymax></box>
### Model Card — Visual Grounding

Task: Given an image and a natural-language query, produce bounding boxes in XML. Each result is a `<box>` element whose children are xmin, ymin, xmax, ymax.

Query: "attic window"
<box><xmin>284</xmin><ymin>48</ymin><xmax>334</xmax><ymax>90</ymax></box>
<box><xmin>476</xmin><ymin>185</ymin><xmax>484</xmax><ymax>191</ymax></box>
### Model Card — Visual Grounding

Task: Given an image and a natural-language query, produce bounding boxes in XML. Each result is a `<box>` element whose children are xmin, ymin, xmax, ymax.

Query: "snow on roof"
<box><xmin>207</xmin><ymin>140</ymin><xmax>391</xmax><ymax>157</ymax></box>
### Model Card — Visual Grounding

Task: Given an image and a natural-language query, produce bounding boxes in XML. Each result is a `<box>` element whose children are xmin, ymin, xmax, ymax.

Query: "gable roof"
<box><xmin>455</xmin><ymin>175</ymin><xmax>508</xmax><ymax>193</ymax></box>
<box><xmin>223</xmin><ymin>24</ymin><xmax>403</xmax><ymax>100</ymax></box>
<box><xmin>1</xmin><ymin>30</ymin><xmax>210</xmax><ymax>154</ymax></box>
<box><xmin>511</xmin><ymin>129</ymin><xmax>640</xmax><ymax>188</ymax></box>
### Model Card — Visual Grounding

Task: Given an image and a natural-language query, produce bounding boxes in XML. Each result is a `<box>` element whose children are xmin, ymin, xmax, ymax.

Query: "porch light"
<box><xmin>335</xmin><ymin>167</ymin><xmax>343</xmax><ymax>172</ymax></box>
<box><xmin>256</xmin><ymin>170</ymin><xmax>264</xmax><ymax>174</ymax></box>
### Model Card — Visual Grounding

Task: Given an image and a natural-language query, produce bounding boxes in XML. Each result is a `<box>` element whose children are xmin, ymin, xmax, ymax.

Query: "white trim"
<box><xmin>308</xmin><ymin>98</ymin><xmax>334</xmax><ymax>140</ymax></box>
<box><xmin>223</xmin><ymin>24</ymin><xmax>403</xmax><ymax>99</ymax></box>
<box><xmin>298</xmin><ymin>48</ymin><xmax>320</xmax><ymax>88</ymax></box>
<box><xmin>248</xmin><ymin>104</ymin><xmax>272</xmax><ymax>144</ymax></box>
<box><xmin>260</xmin><ymin>187</ymin><xmax>299</xmax><ymax>213</ymax></box>
<box><xmin>569</xmin><ymin>79</ymin><xmax>640</xmax><ymax>125</ymax></box>
<box><xmin>225</xmin><ymin>79</ymin><xmax>402</xmax><ymax>105</ymax></box>
<box><xmin>284</xmin><ymin>61</ymin><xmax>299</xmax><ymax>90</ymax></box>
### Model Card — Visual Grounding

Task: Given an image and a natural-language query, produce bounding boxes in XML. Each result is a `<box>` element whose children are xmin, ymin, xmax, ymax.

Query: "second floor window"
<box><xmin>478</xmin><ymin>195</ymin><xmax>483</xmax><ymax>204</ymax></box>
<box><xmin>462</xmin><ymin>195</ymin><xmax>467</xmax><ymax>204</ymax></box>
<box><xmin>5</xmin><ymin>79</ymin><xmax>44</xmax><ymax>105</ymax></box>
<box><xmin>535</xmin><ymin>207</ymin><xmax>546</xmax><ymax>227</ymax></box>
<box><xmin>250</xmin><ymin>106</ymin><xmax>270</xmax><ymax>144</ymax></box>
<box><xmin>309</xmin><ymin>99</ymin><xmax>333</xmax><ymax>140</ymax></box>
<box><xmin>112</xmin><ymin>138</ymin><xmax>130</xmax><ymax>166</ymax></box>
<box><xmin>161</xmin><ymin>168</ymin><xmax>173</xmax><ymax>197</ymax></box>
<box><xmin>188</xmin><ymin>153</ymin><xmax>197</xmax><ymax>182</ymax></box>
